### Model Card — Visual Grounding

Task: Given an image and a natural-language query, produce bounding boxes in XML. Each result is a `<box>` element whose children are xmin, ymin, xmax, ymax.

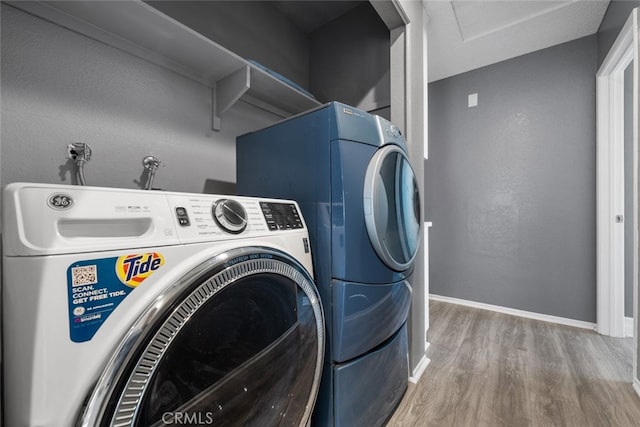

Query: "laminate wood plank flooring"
<box><xmin>387</xmin><ymin>300</ymin><xmax>640</xmax><ymax>427</ymax></box>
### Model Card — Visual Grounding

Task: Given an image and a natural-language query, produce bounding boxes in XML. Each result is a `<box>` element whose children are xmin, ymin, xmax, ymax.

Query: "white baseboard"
<box><xmin>634</xmin><ymin>378</ymin><xmax>640</xmax><ymax>399</ymax></box>
<box><xmin>409</xmin><ymin>353</ymin><xmax>430</xmax><ymax>384</ymax></box>
<box><xmin>625</xmin><ymin>316</ymin><xmax>634</xmax><ymax>337</ymax></box>
<box><xmin>429</xmin><ymin>294</ymin><xmax>597</xmax><ymax>331</ymax></box>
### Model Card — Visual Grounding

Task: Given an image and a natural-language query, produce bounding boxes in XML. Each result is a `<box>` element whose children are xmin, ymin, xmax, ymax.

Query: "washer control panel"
<box><xmin>167</xmin><ymin>194</ymin><xmax>305</xmax><ymax>242</ymax></box>
<box><xmin>260</xmin><ymin>202</ymin><xmax>304</xmax><ymax>231</ymax></box>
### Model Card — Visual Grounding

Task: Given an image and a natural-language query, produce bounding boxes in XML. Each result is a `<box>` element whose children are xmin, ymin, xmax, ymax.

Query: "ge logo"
<box><xmin>47</xmin><ymin>193</ymin><xmax>74</xmax><ymax>210</ymax></box>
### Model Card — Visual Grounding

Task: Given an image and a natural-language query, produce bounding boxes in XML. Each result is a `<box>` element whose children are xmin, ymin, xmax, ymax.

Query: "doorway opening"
<box><xmin>595</xmin><ymin>6</ymin><xmax>638</xmax><ymax>391</ymax></box>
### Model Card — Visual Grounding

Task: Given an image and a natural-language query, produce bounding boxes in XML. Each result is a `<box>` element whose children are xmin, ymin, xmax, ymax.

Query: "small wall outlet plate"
<box><xmin>468</xmin><ymin>93</ymin><xmax>478</xmax><ymax>108</ymax></box>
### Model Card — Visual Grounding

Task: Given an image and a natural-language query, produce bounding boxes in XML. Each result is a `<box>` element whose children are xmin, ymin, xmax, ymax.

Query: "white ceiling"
<box><xmin>425</xmin><ymin>0</ymin><xmax>610</xmax><ymax>82</ymax></box>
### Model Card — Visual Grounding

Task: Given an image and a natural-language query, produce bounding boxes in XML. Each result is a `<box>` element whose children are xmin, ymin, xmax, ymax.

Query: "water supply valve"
<box><xmin>142</xmin><ymin>155</ymin><xmax>164</xmax><ymax>190</ymax></box>
<box><xmin>67</xmin><ymin>142</ymin><xmax>92</xmax><ymax>186</ymax></box>
<box><xmin>67</xmin><ymin>142</ymin><xmax>92</xmax><ymax>163</ymax></box>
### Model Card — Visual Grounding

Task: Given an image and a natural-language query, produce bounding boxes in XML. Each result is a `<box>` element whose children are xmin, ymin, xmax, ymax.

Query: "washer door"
<box><xmin>364</xmin><ymin>145</ymin><xmax>421</xmax><ymax>271</ymax></box>
<box><xmin>78</xmin><ymin>247</ymin><xmax>324</xmax><ymax>427</ymax></box>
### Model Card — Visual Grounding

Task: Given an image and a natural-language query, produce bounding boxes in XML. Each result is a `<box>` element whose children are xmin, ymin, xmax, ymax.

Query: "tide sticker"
<box><xmin>67</xmin><ymin>253</ymin><xmax>165</xmax><ymax>343</ymax></box>
<box><xmin>115</xmin><ymin>252</ymin><xmax>164</xmax><ymax>287</ymax></box>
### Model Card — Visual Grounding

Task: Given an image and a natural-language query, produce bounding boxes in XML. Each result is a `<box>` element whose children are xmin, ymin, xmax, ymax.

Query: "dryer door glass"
<box><xmin>82</xmin><ymin>249</ymin><xmax>324</xmax><ymax>427</ymax></box>
<box><xmin>364</xmin><ymin>145</ymin><xmax>421</xmax><ymax>271</ymax></box>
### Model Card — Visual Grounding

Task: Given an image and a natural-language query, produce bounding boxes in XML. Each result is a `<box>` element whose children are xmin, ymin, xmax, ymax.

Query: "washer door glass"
<box><xmin>364</xmin><ymin>145</ymin><xmax>421</xmax><ymax>271</ymax></box>
<box><xmin>136</xmin><ymin>274</ymin><xmax>314</xmax><ymax>426</ymax></box>
<box><xmin>80</xmin><ymin>249</ymin><xmax>324</xmax><ymax>427</ymax></box>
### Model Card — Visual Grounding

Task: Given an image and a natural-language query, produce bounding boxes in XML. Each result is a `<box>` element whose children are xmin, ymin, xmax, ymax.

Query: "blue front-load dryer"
<box><xmin>237</xmin><ymin>102</ymin><xmax>421</xmax><ymax>426</ymax></box>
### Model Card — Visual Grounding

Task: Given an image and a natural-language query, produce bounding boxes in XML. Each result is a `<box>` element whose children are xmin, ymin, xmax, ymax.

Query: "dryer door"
<box><xmin>364</xmin><ymin>145</ymin><xmax>421</xmax><ymax>271</ymax></box>
<box><xmin>78</xmin><ymin>247</ymin><xmax>324</xmax><ymax>427</ymax></box>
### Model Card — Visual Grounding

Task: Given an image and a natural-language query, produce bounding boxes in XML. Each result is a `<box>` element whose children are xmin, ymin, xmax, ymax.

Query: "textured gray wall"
<box><xmin>426</xmin><ymin>35</ymin><xmax>598</xmax><ymax>322</ymax></box>
<box><xmin>147</xmin><ymin>1</ymin><xmax>310</xmax><ymax>89</ymax></box>
<box><xmin>309</xmin><ymin>2</ymin><xmax>390</xmax><ymax>112</ymax></box>
<box><xmin>597</xmin><ymin>0</ymin><xmax>640</xmax><ymax>68</ymax></box>
<box><xmin>1</xmin><ymin>4</ymin><xmax>279</xmax><ymax>194</ymax></box>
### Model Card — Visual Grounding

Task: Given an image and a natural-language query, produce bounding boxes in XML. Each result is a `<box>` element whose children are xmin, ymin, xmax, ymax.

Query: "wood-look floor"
<box><xmin>387</xmin><ymin>300</ymin><xmax>640</xmax><ymax>427</ymax></box>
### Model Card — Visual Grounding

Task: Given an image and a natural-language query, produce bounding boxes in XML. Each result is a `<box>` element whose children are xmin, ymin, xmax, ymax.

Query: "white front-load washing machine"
<box><xmin>1</xmin><ymin>183</ymin><xmax>324</xmax><ymax>427</ymax></box>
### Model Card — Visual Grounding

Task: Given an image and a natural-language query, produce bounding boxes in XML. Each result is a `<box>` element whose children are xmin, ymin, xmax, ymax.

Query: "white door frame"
<box><xmin>633</xmin><ymin>7</ymin><xmax>640</xmax><ymax>396</ymax></box>
<box><xmin>596</xmin><ymin>9</ymin><xmax>637</xmax><ymax>339</ymax></box>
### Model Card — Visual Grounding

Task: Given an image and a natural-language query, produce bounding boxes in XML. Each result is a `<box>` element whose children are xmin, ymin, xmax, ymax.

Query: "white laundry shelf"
<box><xmin>7</xmin><ymin>0</ymin><xmax>321</xmax><ymax>130</ymax></box>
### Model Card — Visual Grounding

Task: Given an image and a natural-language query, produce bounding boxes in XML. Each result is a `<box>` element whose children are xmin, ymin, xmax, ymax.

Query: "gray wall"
<box><xmin>147</xmin><ymin>1</ymin><xmax>310</xmax><ymax>89</ymax></box>
<box><xmin>1</xmin><ymin>4</ymin><xmax>280</xmax><ymax>194</ymax></box>
<box><xmin>309</xmin><ymin>2</ymin><xmax>390</xmax><ymax>113</ymax></box>
<box><xmin>426</xmin><ymin>35</ymin><xmax>598</xmax><ymax>322</ymax></box>
<box><xmin>598</xmin><ymin>0</ymin><xmax>640</xmax><ymax>68</ymax></box>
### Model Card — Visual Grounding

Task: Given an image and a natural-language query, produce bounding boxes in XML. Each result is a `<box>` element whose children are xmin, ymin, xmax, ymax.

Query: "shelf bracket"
<box><xmin>212</xmin><ymin>65</ymin><xmax>250</xmax><ymax>131</ymax></box>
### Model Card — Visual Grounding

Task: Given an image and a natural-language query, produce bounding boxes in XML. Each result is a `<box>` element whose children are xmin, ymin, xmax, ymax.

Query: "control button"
<box><xmin>175</xmin><ymin>207</ymin><xmax>190</xmax><ymax>227</ymax></box>
<box><xmin>389</xmin><ymin>125</ymin><xmax>400</xmax><ymax>138</ymax></box>
<box><xmin>212</xmin><ymin>199</ymin><xmax>248</xmax><ymax>234</ymax></box>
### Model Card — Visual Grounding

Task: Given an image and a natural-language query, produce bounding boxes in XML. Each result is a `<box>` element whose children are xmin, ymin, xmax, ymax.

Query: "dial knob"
<box><xmin>212</xmin><ymin>199</ymin><xmax>248</xmax><ymax>233</ymax></box>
